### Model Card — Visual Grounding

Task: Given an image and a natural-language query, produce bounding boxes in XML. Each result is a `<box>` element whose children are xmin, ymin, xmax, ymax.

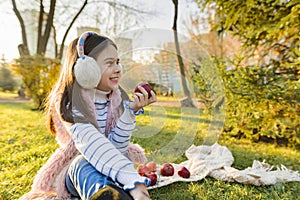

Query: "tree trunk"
<box><xmin>38</xmin><ymin>0</ymin><xmax>56</xmax><ymax>55</ymax></box>
<box><xmin>12</xmin><ymin>0</ymin><xmax>30</xmax><ymax>56</ymax></box>
<box><xmin>36</xmin><ymin>0</ymin><xmax>44</xmax><ymax>55</ymax></box>
<box><xmin>172</xmin><ymin>0</ymin><xmax>195</xmax><ymax>107</ymax></box>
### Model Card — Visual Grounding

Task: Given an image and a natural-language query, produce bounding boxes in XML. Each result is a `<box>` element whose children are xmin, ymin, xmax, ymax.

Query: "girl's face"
<box><xmin>96</xmin><ymin>44</ymin><xmax>121</xmax><ymax>92</ymax></box>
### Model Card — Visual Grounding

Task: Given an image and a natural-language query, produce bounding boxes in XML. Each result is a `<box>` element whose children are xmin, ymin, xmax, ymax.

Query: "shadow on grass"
<box><xmin>146</xmin><ymin>106</ymin><xmax>223</xmax><ymax>125</ymax></box>
<box><xmin>219</xmin><ymin>137</ymin><xmax>300</xmax><ymax>172</ymax></box>
<box><xmin>0</xmin><ymin>102</ymin><xmax>33</xmax><ymax>110</ymax></box>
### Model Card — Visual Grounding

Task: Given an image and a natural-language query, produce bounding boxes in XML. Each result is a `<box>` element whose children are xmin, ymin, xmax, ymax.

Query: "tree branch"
<box><xmin>52</xmin><ymin>24</ymin><xmax>58</xmax><ymax>58</ymax></box>
<box><xmin>58</xmin><ymin>0</ymin><xmax>88</xmax><ymax>59</ymax></box>
<box><xmin>89</xmin><ymin>0</ymin><xmax>151</xmax><ymax>15</ymax></box>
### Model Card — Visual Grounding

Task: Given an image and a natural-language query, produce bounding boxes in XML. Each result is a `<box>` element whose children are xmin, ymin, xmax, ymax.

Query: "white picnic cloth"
<box><xmin>148</xmin><ymin>143</ymin><xmax>300</xmax><ymax>189</ymax></box>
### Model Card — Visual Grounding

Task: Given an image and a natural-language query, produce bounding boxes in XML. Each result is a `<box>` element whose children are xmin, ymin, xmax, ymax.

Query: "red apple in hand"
<box><xmin>134</xmin><ymin>82</ymin><xmax>153</xmax><ymax>98</ymax></box>
<box><xmin>177</xmin><ymin>166</ymin><xmax>190</xmax><ymax>178</ymax></box>
<box><xmin>145</xmin><ymin>173</ymin><xmax>157</xmax><ymax>186</ymax></box>
<box><xmin>160</xmin><ymin>163</ymin><xmax>174</xmax><ymax>176</ymax></box>
<box><xmin>137</xmin><ymin>164</ymin><xmax>150</xmax><ymax>176</ymax></box>
<box><xmin>146</xmin><ymin>161</ymin><xmax>157</xmax><ymax>172</ymax></box>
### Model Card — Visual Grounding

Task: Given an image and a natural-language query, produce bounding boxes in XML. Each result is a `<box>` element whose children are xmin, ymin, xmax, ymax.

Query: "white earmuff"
<box><xmin>74</xmin><ymin>55</ymin><xmax>101</xmax><ymax>89</ymax></box>
<box><xmin>74</xmin><ymin>32</ymin><xmax>101</xmax><ymax>89</ymax></box>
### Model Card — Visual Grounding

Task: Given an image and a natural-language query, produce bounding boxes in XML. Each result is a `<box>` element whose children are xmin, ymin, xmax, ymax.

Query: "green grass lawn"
<box><xmin>0</xmin><ymin>91</ymin><xmax>19</xmax><ymax>100</ymax></box>
<box><xmin>0</xmin><ymin>101</ymin><xmax>299</xmax><ymax>200</ymax></box>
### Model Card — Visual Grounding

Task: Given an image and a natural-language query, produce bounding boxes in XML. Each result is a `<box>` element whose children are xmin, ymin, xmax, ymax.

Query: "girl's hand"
<box><xmin>129</xmin><ymin>183</ymin><xmax>151</xmax><ymax>200</ymax></box>
<box><xmin>129</xmin><ymin>86</ymin><xmax>157</xmax><ymax>113</ymax></box>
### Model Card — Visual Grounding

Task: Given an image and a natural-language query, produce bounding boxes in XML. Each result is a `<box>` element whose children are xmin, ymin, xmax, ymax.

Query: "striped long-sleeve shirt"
<box><xmin>70</xmin><ymin>90</ymin><xmax>150</xmax><ymax>190</ymax></box>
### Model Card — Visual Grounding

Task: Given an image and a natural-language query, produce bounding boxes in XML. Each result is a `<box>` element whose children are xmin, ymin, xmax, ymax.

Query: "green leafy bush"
<box><xmin>192</xmin><ymin>59</ymin><xmax>300</xmax><ymax>149</ymax></box>
<box><xmin>11</xmin><ymin>55</ymin><xmax>61</xmax><ymax>109</ymax></box>
<box><xmin>0</xmin><ymin>59</ymin><xmax>18</xmax><ymax>92</ymax></box>
<box><xmin>224</xmin><ymin>65</ymin><xmax>299</xmax><ymax>148</ymax></box>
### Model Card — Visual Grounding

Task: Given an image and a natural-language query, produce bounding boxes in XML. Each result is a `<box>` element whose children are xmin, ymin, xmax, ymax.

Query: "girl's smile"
<box><xmin>96</xmin><ymin>45</ymin><xmax>121</xmax><ymax>92</ymax></box>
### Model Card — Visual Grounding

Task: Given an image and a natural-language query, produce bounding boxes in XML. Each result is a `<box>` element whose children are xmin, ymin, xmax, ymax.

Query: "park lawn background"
<box><xmin>0</xmin><ymin>99</ymin><xmax>299</xmax><ymax>200</ymax></box>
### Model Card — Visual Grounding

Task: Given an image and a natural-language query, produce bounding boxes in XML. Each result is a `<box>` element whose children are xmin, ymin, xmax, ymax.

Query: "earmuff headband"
<box><xmin>74</xmin><ymin>31</ymin><xmax>101</xmax><ymax>89</ymax></box>
<box><xmin>77</xmin><ymin>31</ymin><xmax>97</xmax><ymax>57</ymax></box>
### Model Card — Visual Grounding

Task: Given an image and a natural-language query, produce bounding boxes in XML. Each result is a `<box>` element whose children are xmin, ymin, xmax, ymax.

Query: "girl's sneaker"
<box><xmin>89</xmin><ymin>185</ymin><xmax>133</xmax><ymax>200</ymax></box>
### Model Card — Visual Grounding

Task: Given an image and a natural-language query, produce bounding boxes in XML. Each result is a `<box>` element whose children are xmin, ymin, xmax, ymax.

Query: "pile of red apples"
<box><xmin>137</xmin><ymin>161</ymin><xmax>191</xmax><ymax>186</ymax></box>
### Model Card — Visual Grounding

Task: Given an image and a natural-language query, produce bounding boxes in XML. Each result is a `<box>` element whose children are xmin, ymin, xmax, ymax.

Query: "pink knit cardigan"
<box><xmin>20</xmin><ymin>102</ymin><xmax>147</xmax><ymax>200</ymax></box>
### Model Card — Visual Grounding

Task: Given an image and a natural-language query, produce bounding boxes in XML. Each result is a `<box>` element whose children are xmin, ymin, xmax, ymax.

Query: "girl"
<box><xmin>61</xmin><ymin>32</ymin><xmax>156</xmax><ymax>199</ymax></box>
<box><xmin>23</xmin><ymin>32</ymin><xmax>156</xmax><ymax>200</ymax></box>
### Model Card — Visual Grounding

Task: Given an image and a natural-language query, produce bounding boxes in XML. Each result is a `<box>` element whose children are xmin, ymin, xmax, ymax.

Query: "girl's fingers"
<box><xmin>149</xmin><ymin>90</ymin><xmax>157</xmax><ymax>103</ymax></box>
<box><xmin>132</xmin><ymin>94</ymin><xmax>140</xmax><ymax>104</ymax></box>
<box><xmin>135</xmin><ymin>92</ymin><xmax>145</xmax><ymax>103</ymax></box>
<box><xmin>137</xmin><ymin>86</ymin><xmax>149</xmax><ymax>99</ymax></box>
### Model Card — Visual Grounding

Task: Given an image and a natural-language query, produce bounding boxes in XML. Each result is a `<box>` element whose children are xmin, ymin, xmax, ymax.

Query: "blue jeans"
<box><xmin>66</xmin><ymin>155</ymin><xmax>115</xmax><ymax>200</ymax></box>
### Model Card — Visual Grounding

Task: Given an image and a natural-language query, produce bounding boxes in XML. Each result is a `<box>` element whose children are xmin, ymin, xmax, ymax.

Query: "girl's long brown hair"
<box><xmin>45</xmin><ymin>34</ymin><xmax>126</xmax><ymax>135</ymax></box>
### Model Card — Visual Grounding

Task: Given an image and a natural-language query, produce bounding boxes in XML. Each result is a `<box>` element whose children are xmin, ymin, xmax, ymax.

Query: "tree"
<box><xmin>172</xmin><ymin>0</ymin><xmax>195</xmax><ymax>107</ymax></box>
<box><xmin>11</xmin><ymin>0</ymin><xmax>87</xmax><ymax>58</ymax></box>
<box><xmin>195</xmin><ymin>0</ymin><xmax>300</xmax><ymax>148</ymax></box>
<box><xmin>10</xmin><ymin>0</ymin><xmax>84</xmax><ymax>109</ymax></box>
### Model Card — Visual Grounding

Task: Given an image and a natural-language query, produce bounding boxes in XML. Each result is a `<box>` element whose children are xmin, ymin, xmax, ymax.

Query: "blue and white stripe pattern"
<box><xmin>70</xmin><ymin>90</ymin><xmax>150</xmax><ymax>190</ymax></box>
